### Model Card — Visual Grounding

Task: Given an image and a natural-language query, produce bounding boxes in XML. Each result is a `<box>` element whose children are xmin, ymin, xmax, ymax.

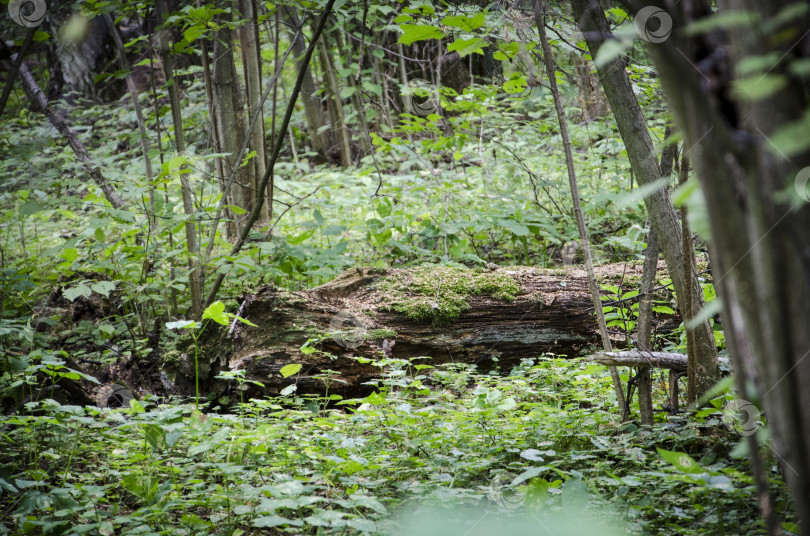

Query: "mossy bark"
<box><xmin>190</xmin><ymin>265</ymin><xmax>679</xmax><ymax>401</ymax></box>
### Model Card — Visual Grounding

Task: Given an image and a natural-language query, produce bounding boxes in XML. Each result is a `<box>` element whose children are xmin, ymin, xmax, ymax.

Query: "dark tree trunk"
<box><xmin>570</xmin><ymin>0</ymin><xmax>720</xmax><ymax>401</ymax></box>
<box><xmin>617</xmin><ymin>0</ymin><xmax>810</xmax><ymax>531</ymax></box>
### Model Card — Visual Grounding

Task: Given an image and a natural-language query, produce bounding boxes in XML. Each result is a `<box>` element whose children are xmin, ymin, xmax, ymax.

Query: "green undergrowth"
<box><xmin>376</xmin><ymin>266</ymin><xmax>521</xmax><ymax>325</ymax></box>
<box><xmin>0</xmin><ymin>358</ymin><xmax>791</xmax><ymax>535</ymax></box>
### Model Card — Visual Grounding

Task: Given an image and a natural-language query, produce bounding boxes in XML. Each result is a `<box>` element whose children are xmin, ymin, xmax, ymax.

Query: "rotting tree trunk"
<box><xmin>179</xmin><ymin>265</ymin><xmax>679</xmax><ymax>402</ymax></box>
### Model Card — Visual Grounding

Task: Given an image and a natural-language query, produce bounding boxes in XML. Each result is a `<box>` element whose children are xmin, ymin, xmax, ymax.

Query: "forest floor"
<box><xmin>0</xmin><ymin>355</ymin><xmax>793</xmax><ymax>535</ymax></box>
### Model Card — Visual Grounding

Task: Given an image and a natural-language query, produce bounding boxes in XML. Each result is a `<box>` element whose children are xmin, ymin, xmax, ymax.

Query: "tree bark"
<box><xmin>182</xmin><ymin>265</ymin><xmax>678</xmax><ymax>401</ymax></box>
<box><xmin>238</xmin><ymin>0</ymin><xmax>270</xmax><ymax>222</ymax></box>
<box><xmin>590</xmin><ymin>351</ymin><xmax>729</xmax><ymax>371</ymax></box>
<box><xmin>317</xmin><ymin>38</ymin><xmax>352</xmax><ymax>166</ymax></box>
<box><xmin>618</xmin><ymin>0</ymin><xmax>810</xmax><ymax>531</ymax></box>
<box><xmin>212</xmin><ymin>3</ymin><xmax>252</xmax><ymax>239</ymax></box>
<box><xmin>570</xmin><ymin>0</ymin><xmax>719</xmax><ymax>402</ymax></box>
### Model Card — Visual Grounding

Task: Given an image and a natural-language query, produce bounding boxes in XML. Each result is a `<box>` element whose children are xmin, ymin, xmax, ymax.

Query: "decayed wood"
<box><xmin>589</xmin><ymin>351</ymin><xmax>730</xmax><ymax>372</ymax></box>
<box><xmin>179</xmin><ymin>264</ymin><xmax>680</xmax><ymax>401</ymax></box>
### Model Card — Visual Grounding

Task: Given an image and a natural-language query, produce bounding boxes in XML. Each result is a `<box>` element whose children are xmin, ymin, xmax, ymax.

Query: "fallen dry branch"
<box><xmin>588</xmin><ymin>351</ymin><xmax>730</xmax><ymax>372</ymax></box>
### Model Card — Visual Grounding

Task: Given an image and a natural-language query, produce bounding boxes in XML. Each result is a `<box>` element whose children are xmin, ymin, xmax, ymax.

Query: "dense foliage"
<box><xmin>0</xmin><ymin>0</ymin><xmax>800</xmax><ymax>534</ymax></box>
<box><xmin>0</xmin><ymin>358</ymin><xmax>793</xmax><ymax>535</ymax></box>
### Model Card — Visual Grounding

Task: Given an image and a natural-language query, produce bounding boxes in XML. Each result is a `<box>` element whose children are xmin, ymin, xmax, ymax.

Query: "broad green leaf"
<box><xmin>447</xmin><ymin>37</ymin><xmax>488</xmax><ymax>57</ymax></box>
<box><xmin>594</xmin><ymin>39</ymin><xmax>630</xmax><ymax>68</ymax></box>
<box><xmin>61</xmin><ymin>248</ymin><xmax>78</xmax><ymax>263</ymax></box>
<box><xmin>442</xmin><ymin>12</ymin><xmax>485</xmax><ymax>31</ymax></box>
<box><xmin>502</xmin><ymin>75</ymin><xmax>528</xmax><ymax>94</ymax></box>
<box><xmin>657</xmin><ymin>448</ymin><xmax>704</xmax><ymax>474</ymax></box>
<box><xmin>165</xmin><ymin>155</ymin><xmax>187</xmax><ymax>172</ymax></box>
<box><xmin>398</xmin><ymin>24</ymin><xmax>444</xmax><ymax>45</ymax></box>
<box><xmin>253</xmin><ymin>516</ymin><xmax>303</xmax><ymax>528</ymax></box>
<box><xmin>733</xmin><ymin>74</ymin><xmax>787</xmax><ymax>101</ymax></box>
<box><xmin>768</xmin><ymin>110</ymin><xmax>810</xmax><ymax>158</ymax></box>
<box><xmin>144</xmin><ymin>424</ymin><xmax>167</xmax><ymax>452</ymax></box>
<box><xmin>673</xmin><ymin>179</ymin><xmax>711</xmax><ymax>239</ymax></box>
<box><xmin>91</xmin><ymin>280</ymin><xmax>115</xmax><ymax>298</ymax></box>
<box><xmin>684</xmin><ymin>10</ymin><xmax>757</xmax><ymax>35</ymax></box>
<box><xmin>18</xmin><ymin>199</ymin><xmax>44</xmax><ymax>216</ymax></box>
<box><xmin>364</xmin><ymin>391</ymin><xmax>386</xmax><ymax>405</ymax></box>
<box><xmin>280</xmin><ymin>363</ymin><xmax>302</xmax><ymax>378</ymax></box>
<box><xmin>64</xmin><ymin>284</ymin><xmax>91</xmax><ymax>302</ymax></box>
<box><xmin>203</xmin><ymin>300</ymin><xmax>229</xmax><ymax>325</ymax></box>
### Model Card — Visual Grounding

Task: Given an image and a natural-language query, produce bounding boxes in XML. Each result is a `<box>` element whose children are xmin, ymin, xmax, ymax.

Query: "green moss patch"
<box><xmin>376</xmin><ymin>266</ymin><xmax>521</xmax><ymax>325</ymax></box>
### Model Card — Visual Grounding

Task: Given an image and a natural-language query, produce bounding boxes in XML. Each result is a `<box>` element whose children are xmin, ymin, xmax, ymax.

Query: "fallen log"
<box><xmin>588</xmin><ymin>351</ymin><xmax>730</xmax><ymax>372</ymax></box>
<box><xmin>171</xmin><ymin>264</ymin><xmax>679</xmax><ymax>401</ymax></box>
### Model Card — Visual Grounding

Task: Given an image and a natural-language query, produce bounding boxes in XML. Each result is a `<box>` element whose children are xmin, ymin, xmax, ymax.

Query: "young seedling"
<box><xmin>166</xmin><ymin>301</ymin><xmax>257</xmax><ymax>411</ymax></box>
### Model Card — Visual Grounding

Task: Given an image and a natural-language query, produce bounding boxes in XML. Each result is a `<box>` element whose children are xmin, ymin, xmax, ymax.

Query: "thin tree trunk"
<box><xmin>636</xmin><ymin>229</ymin><xmax>658</xmax><ymax>425</ymax></box>
<box><xmin>534</xmin><ymin>0</ymin><xmax>628</xmax><ymax>421</ymax></box>
<box><xmin>282</xmin><ymin>6</ymin><xmax>327</xmax><ymax>157</ymax></box>
<box><xmin>636</xmin><ymin>127</ymin><xmax>679</xmax><ymax>425</ymax></box>
<box><xmin>334</xmin><ymin>28</ymin><xmax>371</xmax><ymax>156</ymax></box>
<box><xmin>238</xmin><ymin>0</ymin><xmax>269</xmax><ymax>221</ymax></box>
<box><xmin>205</xmin><ymin>0</ymin><xmax>337</xmax><ymax>307</ymax></box>
<box><xmin>679</xmin><ymin>154</ymin><xmax>699</xmax><ymax>405</ymax></box>
<box><xmin>212</xmin><ymin>4</ymin><xmax>253</xmax><ymax>239</ymax></box>
<box><xmin>318</xmin><ymin>38</ymin><xmax>352</xmax><ymax>166</ymax></box>
<box><xmin>570</xmin><ymin>0</ymin><xmax>719</xmax><ymax>401</ymax></box>
<box><xmin>15</xmin><ymin>57</ymin><xmax>125</xmax><ymax>210</ymax></box>
<box><xmin>104</xmin><ymin>13</ymin><xmax>155</xmax><ymax>225</ymax></box>
<box><xmin>157</xmin><ymin>0</ymin><xmax>202</xmax><ymax>321</ymax></box>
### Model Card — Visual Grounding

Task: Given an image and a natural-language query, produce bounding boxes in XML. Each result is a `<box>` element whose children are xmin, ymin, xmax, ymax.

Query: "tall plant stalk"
<box><xmin>534</xmin><ymin>0</ymin><xmax>628</xmax><ymax>420</ymax></box>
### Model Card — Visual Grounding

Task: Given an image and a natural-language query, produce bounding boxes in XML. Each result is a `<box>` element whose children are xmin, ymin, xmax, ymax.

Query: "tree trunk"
<box><xmin>238</xmin><ymin>0</ymin><xmax>269</xmax><ymax>222</ymax></box>
<box><xmin>212</xmin><ymin>4</ymin><xmax>252</xmax><ymax>239</ymax></box>
<box><xmin>317</xmin><ymin>38</ymin><xmax>352</xmax><ymax>166</ymax></box>
<box><xmin>619</xmin><ymin>0</ymin><xmax>810</xmax><ymax>530</ymax></box>
<box><xmin>282</xmin><ymin>6</ymin><xmax>328</xmax><ymax>157</ymax></box>
<box><xmin>43</xmin><ymin>7</ymin><xmax>112</xmax><ymax>103</ymax></box>
<box><xmin>182</xmin><ymin>265</ymin><xmax>678</xmax><ymax>401</ymax></box>
<box><xmin>572</xmin><ymin>54</ymin><xmax>608</xmax><ymax>121</ymax></box>
<box><xmin>157</xmin><ymin>0</ymin><xmax>202</xmax><ymax>321</ymax></box>
<box><xmin>570</xmin><ymin>0</ymin><xmax>719</xmax><ymax>402</ymax></box>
